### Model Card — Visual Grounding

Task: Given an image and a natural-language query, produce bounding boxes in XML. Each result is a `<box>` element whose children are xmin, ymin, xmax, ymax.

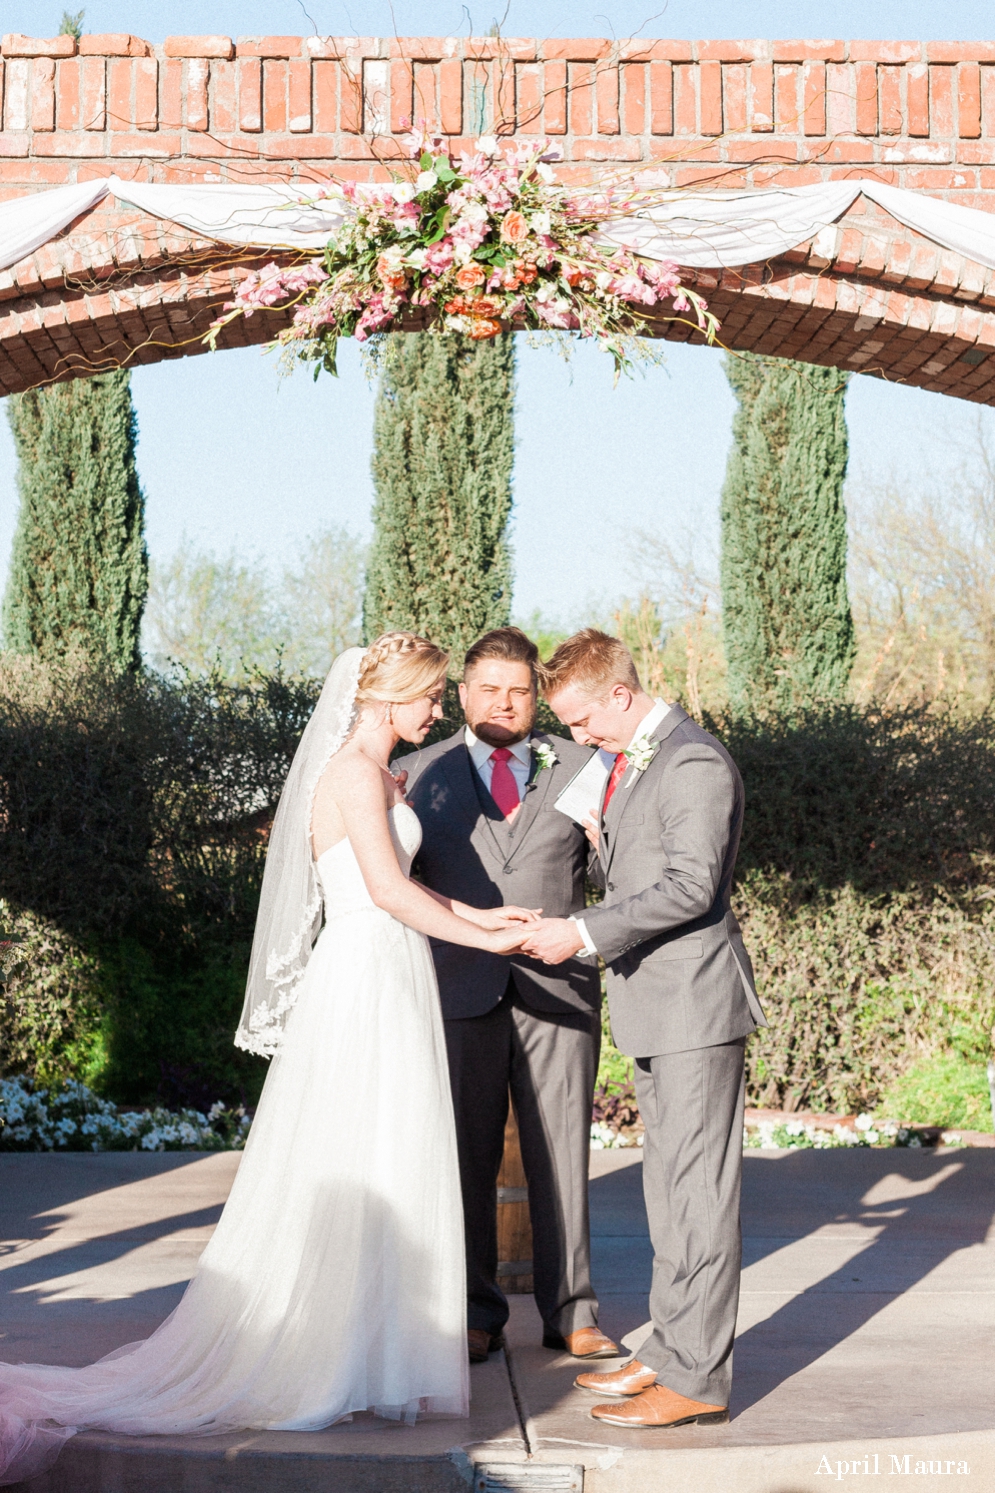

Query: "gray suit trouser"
<box><xmin>444</xmin><ymin>980</ymin><xmax>601</xmax><ymax>1338</ymax></box>
<box><xmin>633</xmin><ymin>1038</ymin><xmax>745</xmax><ymax>1406</ymax></box>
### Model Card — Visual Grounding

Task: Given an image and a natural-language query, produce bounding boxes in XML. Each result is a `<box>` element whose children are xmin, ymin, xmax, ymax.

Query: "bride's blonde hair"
<box><xmin>355</xmin><ymin>631</ymin><xmax>449</xmax><ymax>707</ymax></box>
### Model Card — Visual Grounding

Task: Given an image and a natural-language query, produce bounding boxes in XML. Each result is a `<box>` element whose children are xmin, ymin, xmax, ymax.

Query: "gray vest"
<box><xmin>396</xmin><ymin>730</ymin><xmax>602</xmax><ymax>1020</ymax></box>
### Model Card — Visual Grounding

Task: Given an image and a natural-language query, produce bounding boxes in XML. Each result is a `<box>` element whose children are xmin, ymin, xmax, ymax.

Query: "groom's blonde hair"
<box><xmin>540</xmin><ymin>629</ymin><xmax>641</xmax><ymax>700</ymax></box>
<box><xmin>357</xmin><ymin>632</ymin><xmax>449</xmax><ymax>706</ymax></box>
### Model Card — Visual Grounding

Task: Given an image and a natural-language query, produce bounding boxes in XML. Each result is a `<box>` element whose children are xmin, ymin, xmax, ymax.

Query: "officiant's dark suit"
<box><xmin>396</xmin><ymin>630</ymin><xmax>611</xmax><ymax>1354</ymax></box>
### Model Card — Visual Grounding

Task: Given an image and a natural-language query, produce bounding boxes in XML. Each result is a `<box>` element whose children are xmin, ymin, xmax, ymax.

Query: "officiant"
<box><xmin>397</xmin><ymin>627</ymin><xmax>618</xmax><ymax>1365</ymax></box>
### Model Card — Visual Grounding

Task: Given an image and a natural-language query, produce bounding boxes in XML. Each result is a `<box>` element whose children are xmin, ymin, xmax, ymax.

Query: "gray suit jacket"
<box><xmin>583</xmin><ymin>703</ymin><xmax>766</xmax><ymax>1059</ymax></box>
<box><xmin>397</xmin><ymin>729</ymin><xmax>601</xmax><ymax>1020</ymax></box>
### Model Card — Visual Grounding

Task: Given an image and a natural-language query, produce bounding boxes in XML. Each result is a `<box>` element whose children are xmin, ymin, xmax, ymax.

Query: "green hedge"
<box><xmin>0</xmin><ymin>654</ymin><xmax>318</xmax><ymax>1107</ymax></box>
<box><xmin>725</xmin><ymin>705</ymin><xmax>995</xmax><ymax>1113</ymax></box>
<box><xmin>1</xmin><ymin>660</ymin><xmax>992</xmax><ymax>1119</ymax></box>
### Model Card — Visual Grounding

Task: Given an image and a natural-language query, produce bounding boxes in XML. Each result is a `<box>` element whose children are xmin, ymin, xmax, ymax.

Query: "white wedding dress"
<box><xmin>0</xmin><ymin>803</ymin><xmax>468</xmax><ymax>1484</ymax></box>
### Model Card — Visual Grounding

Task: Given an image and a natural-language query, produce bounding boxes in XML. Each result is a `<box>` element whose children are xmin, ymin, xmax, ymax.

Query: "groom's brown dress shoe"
<box><xmin>542</xmin><ymin>1326</ymin><xmax>619</xmax><ymax>1359</ymax></box>
<box><xmin>574</xmin><ymin>1359</ymin><xmax>658</xmax><ymax>1396</ymax></box>
<box><xmin>467</xmin><ymin>1329</ymin><xmax>504</xmax><ymax>1364</ymax></box>
<box><xmin>590</xmin><ymin>1383</ymin><xmax>729</xmax><ymax>1428</ymax></box>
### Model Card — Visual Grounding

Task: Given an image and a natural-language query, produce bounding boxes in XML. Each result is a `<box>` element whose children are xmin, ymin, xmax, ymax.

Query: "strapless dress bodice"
<box><xmin>316</xmin><ymin>801</ymin><xmax>422</xmax><ymax>917</ymax></box>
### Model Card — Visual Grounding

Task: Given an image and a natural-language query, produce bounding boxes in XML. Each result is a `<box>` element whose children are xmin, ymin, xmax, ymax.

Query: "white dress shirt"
<box><xmin>571</xmin><ymin>699</ymin><xmax>671</xmax><ymax>957</ymax></box>
<box><xmin>464</xmin><ymin>726</ymin><xmax>532</xmax><ymax>805</ymax></box>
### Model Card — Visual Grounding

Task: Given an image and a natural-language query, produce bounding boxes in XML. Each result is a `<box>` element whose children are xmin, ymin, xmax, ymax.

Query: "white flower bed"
<box><xmin>0</xmin><ymin>1076</ymin><xmax>250</xmax><ymax>1152</ymax></box>
<box><xmin>590</xmin><ymin>1121</ymin><xmax>643</xmax><ymax>1150</ymax></box>
<box><xmin>590</xmin><ymin>1112</ymin><xmax>967</xmax><ymax>1152</ymax></box>
<box><xmin>744</xmin><ymin>1114</ymin><xmax>917</xmax><ymax>1150</ymax></box>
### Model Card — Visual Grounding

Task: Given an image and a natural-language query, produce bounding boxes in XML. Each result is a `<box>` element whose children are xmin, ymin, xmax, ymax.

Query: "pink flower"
<box><xmin>424</xmin><ymin>239</ymin><xmax>455</xmax><ymax>274</ymax></box>
<box><xmin>389</xmin><ymin>200</ymin><xmax>420</xmax><ymax>231</ymax></box>
<box><xmin>233</xmin><ymin>261</ymin><xmax>327</xmax><ymax>314</ymax></box>
<box><xmin>536</xmin><ymin>303</ymin><xmax>580</xmax><ymax>330</ymax></box>
<box><xmin>355</xmin><ymin>292</ymin><xmax>399</xmax><ymax>341</ymax></box>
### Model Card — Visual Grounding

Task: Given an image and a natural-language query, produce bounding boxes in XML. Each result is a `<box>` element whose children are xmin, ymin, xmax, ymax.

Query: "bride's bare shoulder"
<box><xmin>317</xmin><ymin>746</ymin><xmax>383</xmax><ymax>803</ymax></box>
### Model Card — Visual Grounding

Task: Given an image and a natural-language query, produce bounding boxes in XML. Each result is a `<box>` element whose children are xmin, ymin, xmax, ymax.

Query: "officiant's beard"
<box><xmin>470</xmin><ymin>715</ymin><xmax>534</xmax><ymax>748</ymax></box>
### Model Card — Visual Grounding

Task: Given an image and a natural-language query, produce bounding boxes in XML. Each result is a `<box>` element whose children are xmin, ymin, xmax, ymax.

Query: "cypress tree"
<box><xmin>3</xmin><ymin>371</ymin><xmax>148</xmax><ymax>671</ymax></box>
<box><xmin>363</xmin><ymin>332</ymin><xmax>514</xmax><ymax>663</ymax></box>
<box><xmin>720</xmin><ymin>353</ymin><xmax>855</xmax><ymax>715</ymax></box>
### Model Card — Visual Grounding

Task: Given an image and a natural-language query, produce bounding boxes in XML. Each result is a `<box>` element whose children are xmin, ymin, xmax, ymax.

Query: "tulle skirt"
<box><xmin>0</xmin><ymin>906</ymin><xmax>468</xmax><ymax>1484</ymax></box>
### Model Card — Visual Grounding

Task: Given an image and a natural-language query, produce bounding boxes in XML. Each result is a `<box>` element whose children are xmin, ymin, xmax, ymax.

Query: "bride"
<box><xmin>0</xmin><ymin>632</ymin><xmax>536</xmax><ymax>1484</ymax></box>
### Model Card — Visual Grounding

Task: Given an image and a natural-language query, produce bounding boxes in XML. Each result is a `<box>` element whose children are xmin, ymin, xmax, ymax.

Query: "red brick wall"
<box><xmin>1</xmin><ymin>33</ymin><xmax>995</xmax><ymax>205</ymax></box>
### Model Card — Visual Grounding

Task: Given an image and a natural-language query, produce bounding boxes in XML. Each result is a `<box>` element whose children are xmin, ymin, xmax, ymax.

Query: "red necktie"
<box><xmin>489</xmin><ymin>748</ymin><xmax>521</xmax><ymax>821</ymax></box>
<box><xmin>602</xmin><ymin>752</ymin><xmax>628</xmax><ymax>816</ymax></box>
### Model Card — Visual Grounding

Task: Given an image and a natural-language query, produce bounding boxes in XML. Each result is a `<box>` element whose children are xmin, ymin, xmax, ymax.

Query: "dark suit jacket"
<box><xmin>583</xmin><ymin>703</ymin><xmax>767</xmax><ymax>1058</ymax></box>
<box><xmin>396</xmin><ymin>728</ymin><xmax>601</xmax><ymax>1020</ymax></box>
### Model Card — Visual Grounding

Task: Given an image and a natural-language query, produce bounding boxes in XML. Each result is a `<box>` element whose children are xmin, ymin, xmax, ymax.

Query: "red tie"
<box><xmin>489</xmin><ymin>748</ymin><xmax>521</xmax><ymax>821</ymax></box>
<box><xmin>602</xmin><ymin>752</ymin><xmax>628</xmax><ymax>816</ymax></box>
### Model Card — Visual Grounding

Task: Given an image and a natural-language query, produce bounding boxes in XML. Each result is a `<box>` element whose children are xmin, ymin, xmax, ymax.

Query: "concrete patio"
<box><xmin>0</xmin><ymin>1144</ymin><xmax>992</xmax><ymax>1491</ymax></box>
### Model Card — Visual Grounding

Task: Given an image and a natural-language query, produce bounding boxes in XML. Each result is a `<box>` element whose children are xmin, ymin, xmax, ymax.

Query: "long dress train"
<box><xmin>0</xmin><ymin>804</ymin><xmax>468</xmax><ymax>1484</ymax></box>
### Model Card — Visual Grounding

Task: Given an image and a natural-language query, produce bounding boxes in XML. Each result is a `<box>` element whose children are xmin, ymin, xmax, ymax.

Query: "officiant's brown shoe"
<box><xmin>543</xmin><ymin>1326</ymin><xmax>619</xmax><ymax>1359</ymax></box>
<box><xmin>467</xmin><ymin>1329</ymin><xmax>504</xmax><ymax>1364</ymax></box>
<box><xmin>590</xmin><ymin>1383</ymin><xmax>729</xmax><ymax>1427</ymax></box>
<box><xmin>574</xmin><ymin>1359</ymin><xmax>658</xmax><ymax>1396</ymax></box>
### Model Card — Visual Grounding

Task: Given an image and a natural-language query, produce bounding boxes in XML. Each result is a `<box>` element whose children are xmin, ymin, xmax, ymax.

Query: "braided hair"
<box><xmin>355</xmin><ymin>631</ymin><xmax>449</xmax><ymax>707</ymax></box>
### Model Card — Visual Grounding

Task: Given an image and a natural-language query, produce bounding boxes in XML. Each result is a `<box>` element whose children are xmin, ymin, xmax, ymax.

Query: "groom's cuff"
<box><xmin>569</xmin><ymin>915</ymin><xmax>598</xmax><ymax>957</ymax></box>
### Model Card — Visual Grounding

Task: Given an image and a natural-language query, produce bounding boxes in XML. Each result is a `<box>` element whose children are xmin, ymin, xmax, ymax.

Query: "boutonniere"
<box><xmin>623</xmin><ymin>740</ymin><xmax>657</xmax><ymax>773</ymax></box>
<box><xmin>532</xmin><ymin>741</ymin><xmax>559</xmax><ymax>772</ymax></box>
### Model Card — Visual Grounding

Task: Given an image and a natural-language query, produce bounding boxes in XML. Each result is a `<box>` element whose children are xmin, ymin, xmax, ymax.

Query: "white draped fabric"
<box><xmin>3</xmin><ymin>173</ymin><xmax>995</xmax><ymax>277</ymax></box>
<box><xmin>0</xmin><ymin>179</ymin><xmax>110</xmax><ymax>275</ymax></box>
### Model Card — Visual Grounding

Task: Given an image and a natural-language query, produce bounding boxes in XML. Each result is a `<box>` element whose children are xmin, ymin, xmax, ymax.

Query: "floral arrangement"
<box><xmin>533</xmin><ymin>741</ymin><xmax>559</xmax><ymax>772</ymax></box>
<box><xmin>0</xmin><ymin>1076</ymin><xmax>251</xmax><ymax>1153</ymax></box>
<box><xmin>623</xmin><ymin>740</ymin><xmax>658</xmax><ymax>773</ymax></box>
<box><xmin>208</xmin><ymin>130</ymin><xmax>719</xmax><ymax>377</ymax></box>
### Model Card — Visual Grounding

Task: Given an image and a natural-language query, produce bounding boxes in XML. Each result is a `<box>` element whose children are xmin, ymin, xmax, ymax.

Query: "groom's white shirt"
<box><xmin>464</xmin><ymin>725</ymin><xmax>532</xmax><ymax>804</ymax></box>
<box><xmin>571</xmin><ymin>698</ymin><xmax>671</xmax><ymax>957</ymax></box>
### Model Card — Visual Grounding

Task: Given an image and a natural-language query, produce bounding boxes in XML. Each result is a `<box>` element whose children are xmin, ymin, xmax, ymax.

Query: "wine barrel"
<box><xmin>496</xmin><ymin>1096</ymin><xmax>533</xmax><ymax>1294</ymax></box>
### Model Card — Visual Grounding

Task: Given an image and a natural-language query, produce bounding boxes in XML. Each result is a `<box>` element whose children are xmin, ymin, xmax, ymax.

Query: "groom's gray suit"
<box><xmin>581</xmin><ymin>701</ymin><xmax>766</xmax><ymax>1407</ymax></box>
<box><xmin>397</xmin><ymin>726</ymin><xmax>602</xmax><ymax>1341</ymax></box>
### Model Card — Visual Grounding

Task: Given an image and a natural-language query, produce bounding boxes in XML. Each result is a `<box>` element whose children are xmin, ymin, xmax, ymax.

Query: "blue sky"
<box><xmin>1</xmin><ymin>2</ymin><xmax>992</xmax><ymax>622</ymax></box>
<box><xmin>4</xmin><ymin>2</ymin><xmax>995</xmax><ymax>43</ymax></box>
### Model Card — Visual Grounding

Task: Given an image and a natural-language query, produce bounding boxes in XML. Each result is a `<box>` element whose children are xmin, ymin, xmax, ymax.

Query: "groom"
<box><xmin>524</xmin><ymin>629</ymin><xmax>767</xmax><ymax>1428</ymax></box>
<box><xmin>397</xmin><ymin>627</ymin><xmax>618</xmax><ymax>1366</ymax></box>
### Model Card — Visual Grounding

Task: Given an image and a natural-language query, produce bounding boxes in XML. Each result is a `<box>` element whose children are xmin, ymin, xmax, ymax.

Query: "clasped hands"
<box><xmin>474</xmin><ymin>905</ymin><xmax>585</xmax><ymax>964</ymax></box>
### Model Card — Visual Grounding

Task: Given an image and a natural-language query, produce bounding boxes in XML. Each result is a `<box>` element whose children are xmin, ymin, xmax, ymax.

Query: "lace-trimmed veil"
<box><xmin>236</xmin><ymin>646</ymin><xmax>367</xmax><ymax>1056</ymax></box>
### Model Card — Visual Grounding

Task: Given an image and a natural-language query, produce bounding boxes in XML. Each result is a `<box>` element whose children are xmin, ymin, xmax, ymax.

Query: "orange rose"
<box><xmin>472</xmin><ymin>296</ymin><xmax>505</xmax><ymax>318</ymax></box>
<box><xmin>500</xmin><ymin>211</ymin><xmax>529</xmax><ymax>245</ymax></box>
<box><xmin>444</xmin><ymin>295</ymin><xmax>475</xmax><ymax>316</ymax></box>
<box><xmin>376</xmin><ymin>253</ymin><xmax>406</xmax><ymax>291</ymax></box>
<box><xmin>564</xmin><ymin>268</ymin><xmax>583</xmax><ymax>287</ymax></box>
<box><xmin>455</xmin><ymin>262</ymin><xmax>487</xmax><ymax>289</ymax></box>
<box><xmin>518</xmin><ymin>263</ymin><xmax>538</xmax><ymax>285</ymax></box>
<box><xmin>467</xmin><ymin>317</ymin><xmax>503</xmax><ymax>340</ymax></box>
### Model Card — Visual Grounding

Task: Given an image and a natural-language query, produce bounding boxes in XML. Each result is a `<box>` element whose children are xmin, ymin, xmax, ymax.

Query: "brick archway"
<box><xmin>3</xmin><ymin>30</ymin><xmax>995</xmax><ymax>401</ymax></box>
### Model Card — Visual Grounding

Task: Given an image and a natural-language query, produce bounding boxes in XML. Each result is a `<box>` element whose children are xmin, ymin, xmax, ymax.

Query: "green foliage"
<box><xmin>4</xmin><ymin>644</ymin><xmax>994</xmax><ymax>1125</ymax></box>
<box><xmin>144</xmin><ymin>527</ymin><xmax>365</xmax><ymax>680</ymax></box>
<box><xmin>363</xmin><ymin>332</ymin><xmax>515</xmax><ymax>665</ymax></box>
<box><xmin>59</xmin><ymin>10</ymin><xmax>84</xmax><ymax>39</ymax></box>
<box><xmin>876</xmin><ymin>1053</ymin><xmax>994</xmax><ymax>1132</ymax></box>
<box><xmin>4</xmin><ymin>372</ymin><xmax>147</xmax><ymax>672</ymax></box>
<box><xmin>720</xmin><ymin>354</ymin><xmax>854</xmax><ymax>715</ymax></box>
<box><xmin>725</xmin><ymin>704</ymin><xmax>995</xmax><ymax>1113</ymax></box>
<box><xmin>0</xmin><ymin>652</ymin><xmax>320</xmax><ymax>1107</ymax></box>
<box><xmin>515</xmin><ymin>609</ymin><xmax>570</xmax><ymax>659</ymax></box>
<box><xmin>598</xmin><ymin>996</ymin><xmax>633</xmax><ymax>1091</ymax></box>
